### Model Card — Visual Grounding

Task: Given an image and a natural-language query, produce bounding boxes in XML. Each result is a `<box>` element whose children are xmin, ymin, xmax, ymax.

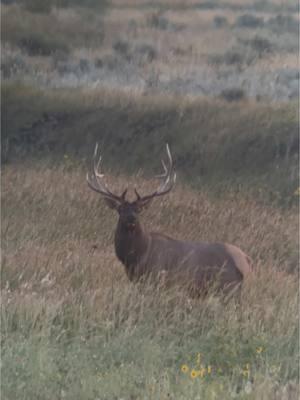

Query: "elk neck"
<box><xmin>114</xmin><ymin>218</ymin><xmax>150</xmax><ymax>277</ymax></box>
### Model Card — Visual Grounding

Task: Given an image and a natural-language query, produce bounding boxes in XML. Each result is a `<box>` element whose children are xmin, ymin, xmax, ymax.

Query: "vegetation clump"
<box><xmin>18</xmin><ymin>32</ymin><xmax>70</xmax><ymax>56</ymax></box>
<box><xmin>267</xmin><ymin>14</ymin><xmax>299</xmax><ymax>34</ymax></box>
<box><xmin>213</xmin><ymin>15</ymin><xmax>228</xmax><ymax>28</ymax></box>
<box><xmin>235</xmin><ymin>13</ymin><xmax>264</xmax><ymax>28</ymax></box>
<box><xmin>220</xmin><ymin>87</ymin><xmax>246</xmax><ymax>102</ymax></box>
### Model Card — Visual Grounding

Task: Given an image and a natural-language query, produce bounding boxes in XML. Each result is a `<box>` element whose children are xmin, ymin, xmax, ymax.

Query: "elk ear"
<box><xmin>104</xmin><ymin>197</ymin><xmax>120</xmax><ymax>210</ymax></box>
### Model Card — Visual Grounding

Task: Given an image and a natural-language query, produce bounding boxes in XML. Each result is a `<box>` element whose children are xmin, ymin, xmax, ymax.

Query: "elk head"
<box><xmin>86</xmin><ymin>144</ymin><xmax>176</xmax><ymax>232</ymax></box>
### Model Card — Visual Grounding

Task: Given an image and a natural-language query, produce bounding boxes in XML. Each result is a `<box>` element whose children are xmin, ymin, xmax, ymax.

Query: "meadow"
<box><xmin>1</xmin><ymin>156</ymin><xmax>299</xmax><ymax>399</ymax></box>
<box><xmin>1</xmin><ymin>0</ymin><xmax>299</xmax><ymax>399</ymax></box>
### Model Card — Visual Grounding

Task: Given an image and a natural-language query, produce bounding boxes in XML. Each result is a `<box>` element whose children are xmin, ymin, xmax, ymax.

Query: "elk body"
<box><xmin>87</xmin><ymin>145</ymin><xmax>252</xmax><ymax>295</ymax></box>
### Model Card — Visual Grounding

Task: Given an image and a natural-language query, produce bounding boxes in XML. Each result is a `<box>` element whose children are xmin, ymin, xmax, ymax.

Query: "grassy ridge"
<box><xmin>2</xmin><ymin>83</ymin><xmax>299</xmax><ymax>205</ymax></box>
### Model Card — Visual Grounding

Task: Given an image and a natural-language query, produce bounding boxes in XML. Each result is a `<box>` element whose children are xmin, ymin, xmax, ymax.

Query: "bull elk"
<box><xmin>87</xmin><ymin>144</ymin><xmax>252</xmax><ymax>295</ymax></box>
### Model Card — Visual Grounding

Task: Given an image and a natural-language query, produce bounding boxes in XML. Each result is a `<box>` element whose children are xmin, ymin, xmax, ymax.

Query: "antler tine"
<box><xmin>94</xmin><ymin>143</ymin><xmax>104</xmax><ymax>179</ymax></box>
<box><xmin>155</xmin><ymin>143</ymin><xmax>176</xmax><ymax>194</ymax></box>
<box><xmin>156</xmin><ymin>143</ymin><xmax>172</xmax><ymax>175</ymax></box>
<box><xmin>87</xmin><ymin>143</ymin><xmax>126</xmax><ymax>201</ymax></box>
<box><xmin>135</xmin><ymin>143</ymin><xmax>176</xmax><ymax>202</ymax></box>
<box><xmin>155</xmin><ymin>159</ymin><xmax>168</xmax><ymax>179</ymax></box>
<box><xmin>93</xmin><ymin>143</ymin><xmax>106</xmax><ymax>185</ymax></box>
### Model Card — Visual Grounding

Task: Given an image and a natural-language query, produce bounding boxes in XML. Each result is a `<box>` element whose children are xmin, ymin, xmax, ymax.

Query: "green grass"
<box><xmin>2</xmin><ymin>296</ymin><xmax>298</xmax><ymax>399</ymax></box>
<box><xmin>1</xmin><ymin>158</ymin><xmax>299</xmax><ymax>399</ymax></box>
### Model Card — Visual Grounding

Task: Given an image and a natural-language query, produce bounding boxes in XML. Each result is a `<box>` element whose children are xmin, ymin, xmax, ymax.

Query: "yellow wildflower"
<box><xmin>181</xmin><ymin>365</ymin><xmax>189</xmax><ymax>374</ymax></box>
<box><xmin>191</xmin><ymin>369</ymin><xmax>198</xmax><ymax>379</ymax></box>
<box><xmin>242</xmin><ymin>365</ymin><xmax>250</xmax><ymax>378</ymax></box>
<box><xmin>242</xmin><ymin>369</ymin><xmax>250</xmax><ymax>379</ymax></box>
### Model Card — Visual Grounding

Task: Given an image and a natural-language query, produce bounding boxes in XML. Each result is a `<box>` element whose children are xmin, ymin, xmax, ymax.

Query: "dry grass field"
<box><xmin>1</xmin><ymin>0</ymin><xmax>299</xmax><ymax>399</ymax></box>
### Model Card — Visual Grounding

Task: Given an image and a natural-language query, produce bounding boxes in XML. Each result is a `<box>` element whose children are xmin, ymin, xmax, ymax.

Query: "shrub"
<box><xmin>113</xmin><ymin>40</ymin><xmax>130</xmax><ymax>58</ymax></box>
<box><xmin>248</xmin><ymin>36</ymin><xmax>273</xmax><ymax>55</ymax></box>
<box><xmin>213</xmin><ymin>16</ymin><xmax>228</xmax><ymax>28</ymax></box>
<box><xmin>112</xmin><ymin>41</ymin><xmax>158</xmax><ymax>65</ymax></box>
<box><xmin>134</xmin><ymin>43</ymin><xmax>157</xmax><ymax>63</ymax></box>
<box><xmin>208</xmin><ymin>50</ymin><xmax>245</xmax><ymax>66</ymax></box>
<box><xmin>18</xmin><ymin>32</ymin><xmax>69</xmax><ymax>56</ymax></box>
<box><xmin>240</xmin><ymin>36</ymin><xmax>274</xmax><ymax>57</ymax></box>
<box><xmin>146</xmin><ymin>11</ymin><xmax>184</xmax><ymax>32</ymax></box>
<box><xmin>206</xmin><ymin>36</ymin><xmax>275</xmax><ymax>67</ymax></box>
<box><xmin>219</xmin><ymin>88</ymin><xmax>246</xmax><ymax>102</ymax></box>
<box><xmin>235</xmin><ymin>14</ymin><xmax>264</xmax><ymax>28</ymax></box>
<box><xmin>94</xmin><ymin>58</ymin><xmax>103</xmax><ymax>68</ymax></box>
<box><xmin>147</xmin><ymin>12</ymin><xmax>169</xmax><ymax>30</ymax></box>
<box><xmin>79</xmin><ymin>58</ymin><xmax>90</xmax><ymax>73</ymax></box>
<box><xmin>97</xmin><ymin>54</ymin><xmax>120</xmax><ymax>70</ymax></box>
<box><xmin>267</xmin><ymin>14</ymin><xmax>299</xmax><ymax>35</ymax></box>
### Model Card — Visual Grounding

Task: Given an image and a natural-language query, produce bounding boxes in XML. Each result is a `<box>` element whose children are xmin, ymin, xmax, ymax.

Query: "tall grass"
<box><xmin>1</xmin><ymin>161</ymin><xmax>298</xmax><ymax>399</ymax></box>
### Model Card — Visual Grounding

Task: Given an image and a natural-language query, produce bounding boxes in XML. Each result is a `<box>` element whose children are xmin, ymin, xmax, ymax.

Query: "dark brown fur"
<box><xmin>114</xmin><ymin>212</ymin><xmax>252</xmax><ymax>294</ymax></box>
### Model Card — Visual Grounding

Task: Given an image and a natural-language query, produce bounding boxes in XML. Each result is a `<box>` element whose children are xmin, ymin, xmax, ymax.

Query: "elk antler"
<box><xmin>134</xmin><ymin>143</ymin><xmax>176</xmax><ymax>203</ymax></box>
<box><xmin>86</xmin><ymin>143</ymin><xmax>127</xmax><ymax>202</ymax></box>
